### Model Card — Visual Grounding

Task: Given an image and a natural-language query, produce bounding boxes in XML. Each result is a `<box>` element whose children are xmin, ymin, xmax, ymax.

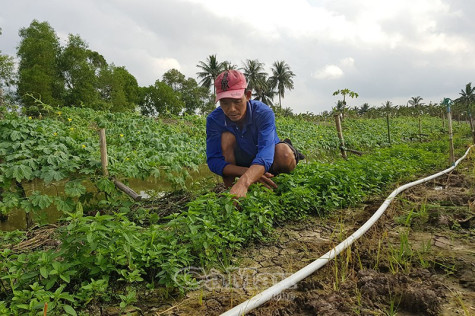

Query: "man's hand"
<box><xmin>230</xmin><ymin>171</ymin><xmax>278</xmax><ymax>199</ymax></box>
<box><xmin>257</xmin><ymin>172</ymin><xmax>278</xmax><ymax>190</ymax></box>
<box><xmin>229</xmin><ymin>181</ymin><xmax>249</xmax><ymax>199</ymax></box>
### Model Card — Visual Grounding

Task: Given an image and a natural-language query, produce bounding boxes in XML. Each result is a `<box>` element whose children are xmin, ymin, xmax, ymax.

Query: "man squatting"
<box><xmin>206</xmin><ymin>69</ymin><xmax>304</xmax><ymax>198</ymax></box>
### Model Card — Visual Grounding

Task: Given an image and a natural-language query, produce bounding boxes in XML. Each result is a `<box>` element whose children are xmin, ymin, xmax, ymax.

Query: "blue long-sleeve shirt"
<box><xmin>206</xmin><ymin>100</ymin><xmax>280</xmax><ymax>176</ymax></box>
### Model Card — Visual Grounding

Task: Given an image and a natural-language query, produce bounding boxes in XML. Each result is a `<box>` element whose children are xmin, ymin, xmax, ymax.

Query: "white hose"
<box><xmin>221</xmin><ymin>145</ymin><xmax>473</xmax><ymax>316</ymax></box>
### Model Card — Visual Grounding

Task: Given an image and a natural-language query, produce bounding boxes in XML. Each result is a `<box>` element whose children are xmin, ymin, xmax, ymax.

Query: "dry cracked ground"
<box><xmin>113</xmin><ymin>156</ymin><xmax>474</xmax><ymax>316</ymax></box>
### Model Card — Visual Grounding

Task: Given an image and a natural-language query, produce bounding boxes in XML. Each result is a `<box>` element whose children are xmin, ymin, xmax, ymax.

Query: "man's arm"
<box><xmin>206</xmin><ymin>115</ymin><xmax>229</xmax><ymax>176</ymax></box>
<box><xmin>251</xmin><ymin>109</ymin><xmax>277</xmax><ymax>171</ymax></box>
<box><xmin>223</xmin><ymin>164</ymin><xmax>277</xmax><ymax>198</ymax></box>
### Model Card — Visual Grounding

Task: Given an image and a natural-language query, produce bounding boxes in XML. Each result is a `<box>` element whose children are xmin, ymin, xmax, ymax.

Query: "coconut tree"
<box><xmin>332</xmin><ymin>100</ymin><xmax>345</xmax><ymax>115</ymax></box>
<box><xmin>241</xmin><ymin>59</ymin><xmax>267</xmax><ymax>95</ymax></box>
<box><xmin>456</xmin><ymin>82</ymin><xmax>475</xmax><ymax>113</ymax></box>
<box><xmin>196</xmin><ymin>54</ymin><xmax>225</xmax><ymax>98</ymax></box>
<box><xmin>254</xmin><ymin>78</ymin><xmax>276</xmax><ymax>108</ymax></box>
<box><xmin>456</xmin><ymin>82</ymin><xmax>475</xmax><ymax>143</ymax></box>
<box><xmin>221</xmin><ymin>61</ymin><xmax>237</xmax><ymax>71</ymax></box>
<box><xmin>408</xmin><ymin>96</ymin><xmax>425</xmax><ymax>139</ymax></box>
<box><xmin>408</xmin><ymin>96</ymin><xmax>424</xmax><ymax>115</ymax></box>
<box><xmin>269</xmin><ymin>61</ymin><xmax>295</xmax><ymax>108</ymax></box>
<box><xmin>358</xmin><ymin>103</ymin><xmax>370</xmax><ymax>116</ymax></box>
<box><xmin>383</xmin><ymin>101</ymin><xmax>393</xmax><ymax>115</ymax></box>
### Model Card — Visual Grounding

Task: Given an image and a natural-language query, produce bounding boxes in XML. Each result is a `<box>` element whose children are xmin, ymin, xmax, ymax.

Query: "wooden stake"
<box><xmin>469</xmin><ymin>112</ymin><xmax>475</xmax><ymax>144</ymax></box>
<box><xmin>334</xmin><ymin>114</ymin><xmax>347</xmax><ymax>159</ymax></box>
<box><xmin>386</xmin><ymin>113</ymin><xmax>391</xmax><ymax>146</ymax></box>
<box><xmin>98</xmin><ymin>129</ymin><xmax>109</xmax><ymax>176</ymax></box>
<box><xmin>97</xmin><ymin>129</ymin><xmax>143</xmax><ymax>201</ymax></box>
<box><xmin>447</xmin><ymin>110</ymin><xmax>455</xmax><ymax>166</ymax></box>
<box><xmin>418</xmin><ymin>116</ymin><xmax>422</xmax><ymax>142</ymax></box>
<box><xmin>16</xmin><ymin>181</ymin><xmax>33</xmax><ymax>229</ymax></box>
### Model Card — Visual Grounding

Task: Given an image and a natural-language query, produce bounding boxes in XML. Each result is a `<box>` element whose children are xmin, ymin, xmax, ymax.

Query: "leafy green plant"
<box><xmin>119</xmin><ymin>287</ymin><xmax>137</xmax><ymax>311</ymax></box>
<box><xmin>0</xmin><ymin>108</ymin><xmax>472</xmax><ymax>314</ymax></box>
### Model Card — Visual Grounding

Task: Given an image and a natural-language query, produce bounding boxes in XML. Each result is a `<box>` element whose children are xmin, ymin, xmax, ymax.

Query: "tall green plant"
<box><xmin>17</xmin><ymin>20</ymin><xmax>64</xmax><ymax>115</ymax></box>
<box><xmin>333</xmin><ymin>88</ymin><xmax>358</xmax><ymax>119</ymax></box>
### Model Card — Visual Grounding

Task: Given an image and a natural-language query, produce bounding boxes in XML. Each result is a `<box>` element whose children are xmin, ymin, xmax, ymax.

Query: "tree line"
<box><xmin>321</xmin><ymin>87</ymin><xmax>475</xmax><ymax>123</ymax></box>
<box><xmin>1</xmin><ymin>20</ymin><xmax>473</xmax><ymax>120</ymax></box>
<box><xmin>0</xmin><ymin>20</ymin><xmax>296</xmax><ymax>117</ymax></box>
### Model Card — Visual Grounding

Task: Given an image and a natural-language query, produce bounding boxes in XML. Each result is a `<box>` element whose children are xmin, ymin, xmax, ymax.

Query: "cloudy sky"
<box><xmin>1</xmin><ymin>0</ymin><xmax>474</xmax><ymax>114</ymax></box>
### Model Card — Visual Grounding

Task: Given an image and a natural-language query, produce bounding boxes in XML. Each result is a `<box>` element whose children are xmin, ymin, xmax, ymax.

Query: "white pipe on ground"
<box><xmin>221</xmin><ymin>145</ymin><xmax>473</xmax><ymax>316</ymax></box>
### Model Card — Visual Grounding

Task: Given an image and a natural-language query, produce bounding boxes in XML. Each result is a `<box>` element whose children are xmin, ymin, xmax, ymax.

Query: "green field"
<box><xmin>0</xmin><ymin>108</ymin><xmax>472</xmax><ymax>315</ymax></box>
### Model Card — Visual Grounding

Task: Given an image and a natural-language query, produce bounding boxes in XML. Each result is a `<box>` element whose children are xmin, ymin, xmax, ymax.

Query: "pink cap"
<box><xmin>215</xmin><ymin>70</ymin><xmax>247</xmax><ymax>103</ymax></box>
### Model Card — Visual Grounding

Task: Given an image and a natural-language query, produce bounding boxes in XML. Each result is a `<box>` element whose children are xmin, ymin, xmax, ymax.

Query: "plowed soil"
<box><xmin>117</xmin><ymin>157</ymin><xmax>475</xmax><ymax>316</ymax></box>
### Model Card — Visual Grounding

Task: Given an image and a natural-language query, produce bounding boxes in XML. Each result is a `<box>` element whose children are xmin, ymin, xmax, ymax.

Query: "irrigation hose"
<box><xmin>221</xmin><ymin>145</ymin><xmax>474</xmax><ymax>316</ymax></box>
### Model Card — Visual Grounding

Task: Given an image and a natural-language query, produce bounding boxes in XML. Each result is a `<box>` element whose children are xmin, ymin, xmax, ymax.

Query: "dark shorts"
<box><xmin>234</xmin><ymin>146</ymin><xmax>256</xmax><ymax>168</ymax></box>
<box><xmin>234</xmin><ymin>140</ymin><xmax>303</xmax><ymax>175</ymax></box>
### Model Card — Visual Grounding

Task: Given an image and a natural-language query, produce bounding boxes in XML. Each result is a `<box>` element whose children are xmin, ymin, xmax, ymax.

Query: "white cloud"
<box><xmin>152</xmin><ymin>58</ymin><xmax>181</xmax><ymax>74</ymax></box>
<box><xmin>311</xmin><ymin>57</ymin><xmax>354</xmax><ymax>80</ymax></box>
<box><xmin>312</xmin><ymin>65</ymin><xmax>343</xmax><ymax>80</ymax></box>
<box><xmin>339</xmin><ymin>57</ymin><xmax>355</xmax><ymax>68</ymax></box>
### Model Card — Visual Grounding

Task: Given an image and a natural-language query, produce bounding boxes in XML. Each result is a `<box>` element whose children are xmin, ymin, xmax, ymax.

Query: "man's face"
<box><xmin>219</xmin><ymin>91</ymin><xmax>251</xmax><ymax>122</ymax></box>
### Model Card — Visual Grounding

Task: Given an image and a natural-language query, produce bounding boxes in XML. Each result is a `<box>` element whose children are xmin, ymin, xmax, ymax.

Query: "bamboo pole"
<box><xmin>418</xmin><ymin>116</ymin><xmax>422</xmax><ymax>142</ymax></box>
<box><xmin>334</xmin><ymin>114</ymin><xmax>347</xmax><ymax>159</ymax></box>
<box><xmin>98</xmin><ymin>129</ymin><xmax>109</xmax><ymax>176</ymax></box>
<box><xmin>386</xmin><ymin>113</ymin><xmax>391</xmax><ymax>146</ymax></box>
<box><xmin>447</xmin><ymin>109</ymin><xmax>455</xmax><ymax>166</ymax></box>
<box><xmin>469</xmin><ymin>112</ymin><xmax>475</xmax><ymax>144</ymax></box>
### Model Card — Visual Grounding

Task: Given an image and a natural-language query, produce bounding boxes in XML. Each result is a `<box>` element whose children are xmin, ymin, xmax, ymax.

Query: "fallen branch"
<box><xmin>112</xmin><ymin>177</ymin><xmax>142</xmax><ymax>201</ymax></box>
<box><xmin>340</xmin><ymin>146</ymin><xmax>363</xmax><ymax>156</ymax></box>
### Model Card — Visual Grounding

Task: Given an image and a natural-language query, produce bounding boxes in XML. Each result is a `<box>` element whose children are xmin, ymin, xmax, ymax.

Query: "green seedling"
<box><xmin>389</xmin><ymin>231</ymin><xmax>413</xmax><ymax>274</ymax></box>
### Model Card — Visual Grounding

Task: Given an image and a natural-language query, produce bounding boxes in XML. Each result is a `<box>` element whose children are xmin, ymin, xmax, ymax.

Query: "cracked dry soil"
<box><xmin>132</xmin><ymin>158</ymin><xmax>474</xmax><ymax>316</ymax></box>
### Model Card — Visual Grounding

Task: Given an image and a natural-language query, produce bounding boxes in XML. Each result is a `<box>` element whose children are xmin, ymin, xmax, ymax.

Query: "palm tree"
<box><xmin>269</xmin><ymin>61</ymin><xmax>295</xmax><ymax>108</ymax></box>
<box><xmin>456</xmin><ymin>82</ymin><xmax>475</xmax><ymax>113</ymax></box>
<box><xmin>408</xmin><ymin>96</ymin><xmax>424</xmax><ymax>115</ymax></box>
<box><xmin>332</xmin><ymin>100</ymin><xmax>345</xmax><ymax>115</ymax></box>
<box><xmin>241</xmin><ymin>59</ymin><xmax>267</xmax><ymax>94</ymax></box>
<box><xmin>383</xmin><ymin>101</ymin><xmax>393</xmax><ymax>115</ymax></box>
<box><xmin>456</xmin><ymin>82</ymin><xmax>475</xmax><ymax>142</ymax></box>
<box><xmin>196</xmin><ymin>54</ymin><xmax>225</xmax><ymax>98</ymax></box>
<box><xmin>221</xmin><ymin>61</ymin><xmax>237</xmax><ymax>71</ymax></box>
<box><xmin>281</xmin><ymin>107</ymin><xmax>294</xmax><ymax>117</ymax></box>
<box><xmin>254</xmin><ymin>78</ymin><xmax>276</xmax><ymax>108</ymax></box>
<box><xmin>358</xmin><ymin>103</ymin><xmax>370</xmax><ymax>116</ymax></box>
<box><xmin>408</xmin><ymin>96</ymin><xmax>425</xmax><ymax>139</ymax></box>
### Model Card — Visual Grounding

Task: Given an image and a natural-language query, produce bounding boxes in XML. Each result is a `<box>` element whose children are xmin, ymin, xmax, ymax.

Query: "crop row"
<box><xmin>0</xmin><ymin>137</ymin><xmax>471</xmax><ymax>314</ymax></box>
<box><xmin>0</xmin><ymin>107</ymin><xmax>471</xmax><ymax>222</ymax></box>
